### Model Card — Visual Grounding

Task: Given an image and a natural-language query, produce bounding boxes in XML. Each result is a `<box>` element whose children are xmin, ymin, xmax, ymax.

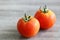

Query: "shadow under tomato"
<box><xmin>19</xmin><ymin>35</ymin><xmax>31</xmax><ymax>39</ymax></box>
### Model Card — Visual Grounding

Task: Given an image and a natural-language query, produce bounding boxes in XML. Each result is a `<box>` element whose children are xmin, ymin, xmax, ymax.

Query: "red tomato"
<box><xmin>34</xmin><ymin>5</ymin><xmax>56</xmax><ymax>30</ymax></box>
<box><xmin>17</xmin><ymin>14</ymin><xmax>40</xmax><ymax>37</ymax></box>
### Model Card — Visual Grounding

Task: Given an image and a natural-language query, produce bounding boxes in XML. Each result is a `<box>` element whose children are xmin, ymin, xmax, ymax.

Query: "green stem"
<box><xmin>44</xmin><ymin>8</ymin><xmax>46</xmax><ymax>13</ymax></box>
<box><xmin>25</xmin><ymin>13</ymin><xmax>27</xmax><ymax>20</ymax></box>
<box><xmin>43</xmin><ymin>5</ymin><xmax>48</xmax><ymax>13</ymax></box>
<box><xmin>24</xmin><ymin>13</ymin><xmax>31</xmax><ymax>22</ymax></box>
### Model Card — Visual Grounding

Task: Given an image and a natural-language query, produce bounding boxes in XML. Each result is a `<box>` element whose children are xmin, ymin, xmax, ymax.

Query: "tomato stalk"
<box><xmin>23</xmin><ymin>13</ymin><xmax>31</xmax><ymax>22</ymax></box>
<box><xmin>25</xmin><ymin>13</ymin><xmax>27</xmax><ymax>20</ymax></box>
<box><xmin>40</xmin><ymin>5</ymin><xmax>48</xmax><ymax>13</ymax></box>
<box><xmin>43</xmin><ymin>5</ymin><xmax>48</xmax><ymax>13</ymax></box>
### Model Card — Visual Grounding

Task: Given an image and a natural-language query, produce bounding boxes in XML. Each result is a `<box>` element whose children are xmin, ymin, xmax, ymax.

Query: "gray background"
<box><xmin>0</xmin><ymin>0</ymin><xmax>60</xmax><ymax>40</ymax></box>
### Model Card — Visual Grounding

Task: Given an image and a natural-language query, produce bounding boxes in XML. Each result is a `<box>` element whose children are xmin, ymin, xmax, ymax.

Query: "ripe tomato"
<box><xmin>17</xmin><ymin>14</ymin><xmax>40</xmax><ymax>38</ymax></box>
<box><xmin>34</xmin><ymin>5</ymin><xmax>56</xmax><ymax>30</ymax></box>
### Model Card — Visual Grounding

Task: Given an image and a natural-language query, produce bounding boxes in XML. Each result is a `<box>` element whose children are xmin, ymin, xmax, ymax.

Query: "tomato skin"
<box><xmin>34</xmin><ymin>10</ymin><xmax>56</xmax><ymax>30</ymax></box>
<box><xmin>17</xmin><ymin>17</ymin><xmax>40</xmax><ymax>37</ymax></box>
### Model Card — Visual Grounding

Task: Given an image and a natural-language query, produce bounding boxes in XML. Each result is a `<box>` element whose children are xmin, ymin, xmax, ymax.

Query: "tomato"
<box><xmin>17</xmin><ymin>14</ymin><xmax>40</xmax><ymax>38</ymax></box>
<box><xmin>34</xmin><ymin>5</ymin><xmax>56</xmax><ymax>30</ymax></box>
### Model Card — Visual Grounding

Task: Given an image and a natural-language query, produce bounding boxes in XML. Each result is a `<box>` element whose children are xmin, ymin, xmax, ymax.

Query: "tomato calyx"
<box><xmin>23</xmin><ymin>13</ymin><xmax>31</xmax><ymax>22</ymax></box>
<box><xmin>40</xmin><ymin>5</ymin><xmax>48</xmax><ymax>13</ymax></box>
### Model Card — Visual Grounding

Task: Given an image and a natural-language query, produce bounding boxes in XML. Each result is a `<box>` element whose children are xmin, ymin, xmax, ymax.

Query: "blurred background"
<box><xmin>0</xmin><ymin>0</ymin><xmax>60</xmax><ymax>40</ymax></box>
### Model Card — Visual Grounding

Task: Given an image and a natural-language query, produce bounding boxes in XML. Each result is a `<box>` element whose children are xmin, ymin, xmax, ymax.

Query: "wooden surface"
<box><xmin>0</xmin><ymin>0</ymin><xmax>60</xmax><ymax>40</ymax></box>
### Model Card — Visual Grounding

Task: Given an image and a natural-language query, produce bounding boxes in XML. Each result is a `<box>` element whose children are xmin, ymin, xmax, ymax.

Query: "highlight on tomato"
<box><xmin>34</xmin><ymin>5</ymin><xmax>56</xmax><ymax>30</ymax></box>
<box><xmin>17</xmin><ymin>14</ymin><xmax>40</xmax><ymax>38</ymax></box>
